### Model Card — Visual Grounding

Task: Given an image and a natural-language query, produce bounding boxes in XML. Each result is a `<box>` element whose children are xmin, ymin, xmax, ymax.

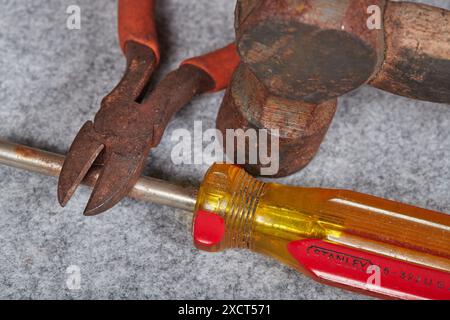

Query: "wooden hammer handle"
<box><xmin>371</xmin><ymin>1</ymin><xmax>450</xmax><ymax>104</ymax></box>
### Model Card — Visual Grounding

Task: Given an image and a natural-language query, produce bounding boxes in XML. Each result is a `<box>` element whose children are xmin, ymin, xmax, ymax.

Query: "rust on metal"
<box><xmin>235</xmin><ymin>0</ymin><xmax>386</xmax><ymax>104</ymax></box>
<box><xmin>217</xmin><ymin>64</ymin><xmax>337</xmax><ymax>177</ymax></box>
<box><xmin>142</xmin><ymin>64</ymin><xmax>214</xmax><ymax>146</ymax></box>
<box><xmin>221</xmin><ymin>0</ymin><xmax>449</xmax><ymax>177</ymax></box>
<box><xmin>58</xmin><ymin>41</ymin><xmax>214</xmax><ymax>216</ymax></box>
<box><xmin>235</xmin><ymin>0</ymin><xmax>449</xmax><ymax>104</ymax></box>
<box><xmin>0</xmin><ymin>140</ymin><xmax>197</xmax><ymax>211</ymax></box>
<box><xmin>58</xmin><ymin>41</ymin><xmax>157</xmax><ymax>216</ymax></box>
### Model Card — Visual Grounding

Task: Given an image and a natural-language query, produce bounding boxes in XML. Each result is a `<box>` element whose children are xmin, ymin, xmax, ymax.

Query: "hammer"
<box><xmin>218</xmin><ymin>0</ymin><xmax>449</xmax><ymax>176</ymax></box>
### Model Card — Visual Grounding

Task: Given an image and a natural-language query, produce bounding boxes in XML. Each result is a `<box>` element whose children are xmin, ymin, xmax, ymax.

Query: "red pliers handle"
<box><xmin>119</xmin><ymin>0</ymin><xmax>239</xmax><ymax>91</ymax></box>
<box><xmin>183</xmin><ymin>43</ymin><xmax>240</xmax><ymax>92</ymax></box>
<box><xmin>119</xmin><ymin>0</ymin><xmax>160</xmax><ymax>64</ymax></box>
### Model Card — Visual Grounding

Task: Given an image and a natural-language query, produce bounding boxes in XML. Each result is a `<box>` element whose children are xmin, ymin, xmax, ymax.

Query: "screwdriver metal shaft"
<box><xmin>0</xmin><ymin>139</ymin><xmax>197</xmax><ymax>211</ymax></box>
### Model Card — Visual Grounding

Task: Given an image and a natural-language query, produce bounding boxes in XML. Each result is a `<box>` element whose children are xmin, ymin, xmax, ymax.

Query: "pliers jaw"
<box><xmin>58</xmin><ymin>41</ymin><xmax>157</xmax><ymax>216</ymax></box>
<box><xmin>58</xmin><ymin>121</ymin><xmax>104</xmax><ymax>210</ymax></box>
<box><xmin>82</xmin><ymin>136</ymin><xmax>152</xmax><ymax>216</ymax></box>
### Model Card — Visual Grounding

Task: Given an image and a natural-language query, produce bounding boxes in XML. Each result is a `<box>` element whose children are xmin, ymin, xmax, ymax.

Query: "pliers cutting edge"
<box><xmin>58</xmin><ymin>0</ymin><xmax>240</xmax><ymax>216</ymax></box>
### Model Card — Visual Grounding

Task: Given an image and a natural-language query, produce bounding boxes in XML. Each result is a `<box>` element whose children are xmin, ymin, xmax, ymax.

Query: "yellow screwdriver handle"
<box><xmin>192</xmin><ymin>164</ymin><xmax>450</xmax><ymax>299</ymax></box>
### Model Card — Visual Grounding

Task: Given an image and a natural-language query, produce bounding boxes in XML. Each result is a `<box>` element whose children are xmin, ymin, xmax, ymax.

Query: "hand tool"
<box><xmin>58</xmin><ymin>0</ymin><xmax>240</xmax><ymax>216</ymax></box>
<box><xmin>217</xmin><ymin>64</ymin><xmax>338</xmax><ymax>177</ymax></box>
<box><xmin>237</xmin><ymin>0</ymin><xmax>450</xmax><ymax>104</ymax></box>
<box><xmin>2</xmin><ymin>139</ymin><xmax>450</xmax><ymax>300</ymax></box>
<box><xmin>220</xmin><ymin>0</ymin><xmax>449</xmax><ymax>177</ymax></box>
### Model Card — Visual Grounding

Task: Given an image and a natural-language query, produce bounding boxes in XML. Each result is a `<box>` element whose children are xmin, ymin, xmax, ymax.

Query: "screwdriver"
<box><xmin>0</xmin><ymin>139</ymin><xmax>449</xmax><ymax>300</ymax></box>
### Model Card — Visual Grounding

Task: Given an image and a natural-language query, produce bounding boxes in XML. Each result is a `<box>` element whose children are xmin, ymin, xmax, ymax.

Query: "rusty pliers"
<box><xmin>58</xmin><ymin>0</ymin><xmax>240</xmax><ymax>216</ymax></box>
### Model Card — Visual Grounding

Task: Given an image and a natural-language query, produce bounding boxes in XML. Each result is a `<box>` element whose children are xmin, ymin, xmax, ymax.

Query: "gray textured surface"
<box><xmin>0</xmin><ymin>0</ymin><xmax>449</xmax><ymax>300</ymax></box>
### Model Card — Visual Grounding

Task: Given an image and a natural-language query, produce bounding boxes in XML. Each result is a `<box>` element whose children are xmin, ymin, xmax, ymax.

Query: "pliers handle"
<box><xmin>183</xmin><ymin>43</ymin><xmax>240</xmax><ymax>92</ymax></box>
<box><xmin>146</xmin><ymin>43</ymin><xmax>240</xmax><ymax>147</ymax></box>
<box><xmin>118</xmin><ymin>0</ymin><xmax>160</xmax><ymax>64</ymax></box>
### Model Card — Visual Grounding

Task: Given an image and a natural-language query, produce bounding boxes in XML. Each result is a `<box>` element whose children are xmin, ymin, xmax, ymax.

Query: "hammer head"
<box><xmin>235</xmin><ymin>0</ymin><xmax>386</xmax><ymax>104</ymax></box>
